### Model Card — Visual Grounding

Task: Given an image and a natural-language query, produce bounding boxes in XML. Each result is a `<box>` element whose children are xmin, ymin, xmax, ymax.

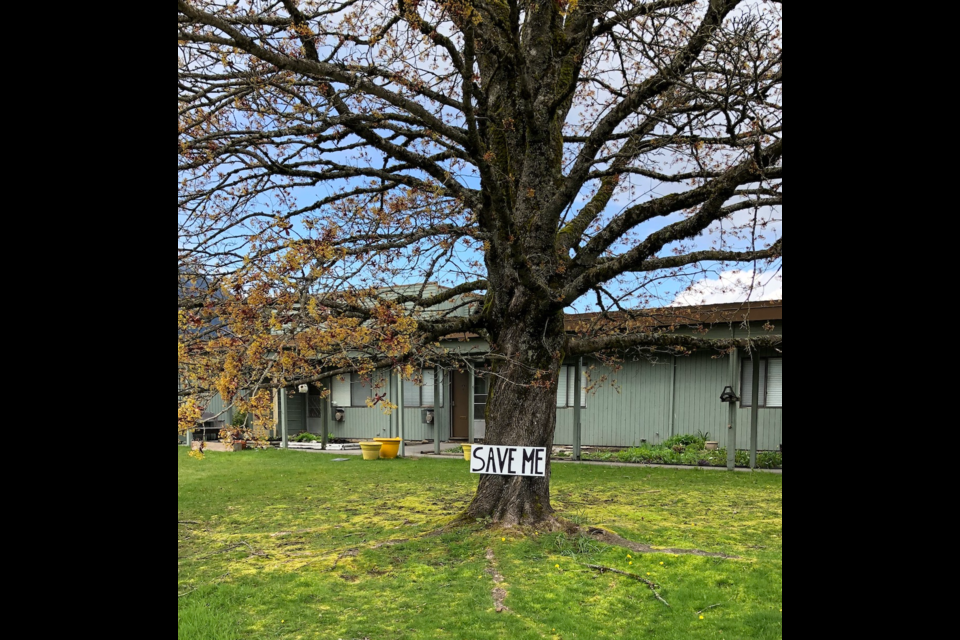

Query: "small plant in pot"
<box><xmin>699</xmin><ymin>431</ymin><xmax>720</xmax><ymax>451</ymax></box>
<box><xmin>219</xmin><ymin>428</ymin><xmax>249</xmax><ymax>451</ymax></box>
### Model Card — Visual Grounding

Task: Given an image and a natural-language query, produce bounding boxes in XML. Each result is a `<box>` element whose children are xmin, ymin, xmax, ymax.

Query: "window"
<box><xmin>351</xmin><ymin>372</ymin><xmax>387</xmax><ymax>408</ymax></box>
<box><xmin>557</xmin><ymin>366</ymin><xmax>588</xmax><ymax>408</ymax></box>
<box><xmin>332</xmin><ymin>370</ymin><xmax>444</xmax><ymax>408</ymax></box>
<box><xmin>403</xmin><ymin>369</ymin><xmax>440</xmax><ymax>408</ymax></box>
<box><xmin>308</xmin><ymin>395</ymin><xmax>323</xmax><ymax>418</ymax></box>
<box><xmin>474</xmin><ymin>375</ymin><xmax>489</xmax><ymax>419</ymax></box>
<box><xmin>741</xmin><ymin>358</ymin><xmax>783</xmax><ymax>408</ymax></box>
<box><xmin>331</xmin><ymin>376</ymin><xmax>351</xmax><ymax>408</ymax></box>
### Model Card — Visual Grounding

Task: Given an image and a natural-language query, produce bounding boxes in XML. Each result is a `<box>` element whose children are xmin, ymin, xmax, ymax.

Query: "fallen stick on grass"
<box><xmin>583</xmin><ymin>564</ymin><xmax>671</xmax><ymax>608</ymax></box>
<box><xmin>697</xmin><ymin>604</ymin><xmax>723</xmax><ymax>615</ymax></box>
<box><xmin>178</xmin><ymin>521</ymin><xmax>200</xmax><ymax>525</ymax></box>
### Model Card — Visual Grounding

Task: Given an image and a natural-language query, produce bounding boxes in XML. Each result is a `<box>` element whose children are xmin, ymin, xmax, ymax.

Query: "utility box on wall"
<box><xmin>422</xmin><ymin>410</ymin><xmax>435</xmax><ymax>425</ymax></box>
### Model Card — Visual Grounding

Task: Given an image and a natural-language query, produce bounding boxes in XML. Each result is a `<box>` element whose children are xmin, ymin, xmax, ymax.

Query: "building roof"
<box><xmin>441</xmin><ymin>300</ymin><xmax>782</xmax><ymax>342</ymax></box>
<box><xmin>565</xmin><ymin>300</ymin><xmax>783</xmax><ymax>333</ymax></box>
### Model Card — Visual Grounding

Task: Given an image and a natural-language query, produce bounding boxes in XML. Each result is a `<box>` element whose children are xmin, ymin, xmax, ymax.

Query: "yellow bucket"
<box><xmin>360</xmin><ymin>442</ymin><xmax>384</xmax><ymax>461</ymax></box>
<box><xmin>374</xmin><ymin>437</ymin><xmax>402</xmax><ymax>459</ymax></box>
<box><xmin>462</xmin><ymin>444</ymin><xmax>473</xmax><ymax>461</ymax></box>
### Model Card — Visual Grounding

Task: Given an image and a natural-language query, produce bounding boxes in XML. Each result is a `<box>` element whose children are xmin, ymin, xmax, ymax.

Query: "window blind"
<box><xmin>766</xmin><ymin>359</ymin><xmax>783</xmax><ymax>408</ymax></box>
<box><xmin>557</xmin><ymin>367</ymin><xmax>569</xmax><ymax>407</ymax></box>
<box><xmin>331</xmin><ymin>376</ymin><xmax>351</xmax><ymax>407</ymax></box>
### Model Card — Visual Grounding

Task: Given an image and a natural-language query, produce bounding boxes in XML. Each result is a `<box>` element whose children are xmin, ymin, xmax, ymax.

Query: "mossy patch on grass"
<box><xmin>179</xmin><ymin>448</ymin><xmax>782</xmax><ymax>639</ymax></box>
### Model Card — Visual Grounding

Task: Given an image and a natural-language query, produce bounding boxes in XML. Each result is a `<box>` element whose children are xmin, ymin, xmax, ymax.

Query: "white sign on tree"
<box><xmin>470</xmin><ymin>445</ymin><xmax>548</xmax><ymax>478</ymax></box>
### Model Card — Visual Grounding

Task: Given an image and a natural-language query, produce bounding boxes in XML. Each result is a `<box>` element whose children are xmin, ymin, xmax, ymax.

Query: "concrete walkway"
<box><xmin>286</xmin><ymin>442</ymin><xmax>782</xmax><ymax>474</ymax></box>
<box><xmin>284</xmin><ymin>442</ymin><xmax>447</xmax><ymax>457</ymax></box>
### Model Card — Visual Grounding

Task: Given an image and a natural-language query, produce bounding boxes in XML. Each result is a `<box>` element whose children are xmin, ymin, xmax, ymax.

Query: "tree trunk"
<box><xmin>465</xmin><ymin>301</ymin><xmax>566</xmax><ymax>528</ymax></box>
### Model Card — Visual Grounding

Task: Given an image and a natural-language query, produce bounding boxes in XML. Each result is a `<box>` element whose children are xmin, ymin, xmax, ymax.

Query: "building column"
<box><xmin>467</xmin><ymin>363</ymin><xmax>476</xmax><ymax>444</ymax></box>
<box><xmin>280</xmin><ymin>389</ymin><xmax>289</xmax><ymax>450</ymax></box>
<box><xmin>434</xmin><ymin>368</ymin><xmax>442</xmax><ymax>455</ymax></box>
<box><xmin>573</xmin><ymin>358</ymin><xmax>583</xmax><ymax>462</ymax></box>
<box><xmin>323</xmin><ymin>380</ymin><xmax>331</xmax><ymax>451</ymax></box>
<box><xmin>397</xmin><ymin>369</ymin><xmax>406</xmax><ymax>458</ymax></box>
<box><xmin>388</xmin><ymin>372</ymin><xmax>397</xmax><ymax>438</ymax></box>
<box><xmin>727</xmin><ymin>331</ymin><xmax>739</xmax><ymax>471</ymax></box>
<box><xmin>669</xmin><ymin>356</ymin><xmax>678</xmax><ymax>439</ymax></box>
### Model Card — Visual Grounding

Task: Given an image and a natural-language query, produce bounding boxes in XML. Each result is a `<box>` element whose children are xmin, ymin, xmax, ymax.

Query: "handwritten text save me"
<box><xmin>470</xmin><ymin>446</ymin><xmax>548</xmax><ymax>478</ymax></box>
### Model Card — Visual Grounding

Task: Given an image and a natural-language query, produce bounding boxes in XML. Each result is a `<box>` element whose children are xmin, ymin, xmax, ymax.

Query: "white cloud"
<box><xmin>672</xmin><ymin>269</ymin><xmax>782</xmax><ymax>307</ymax></box>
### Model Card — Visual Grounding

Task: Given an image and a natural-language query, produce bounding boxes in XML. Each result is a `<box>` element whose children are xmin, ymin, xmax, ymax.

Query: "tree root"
<box><xmin>584</xmin><ymin>564</ymin><xmax>671</xmax><ymax>608</ymax></box>
<box><xmin>178</xmin><ymin>573</ymin><xmax>230</xmax><ymax>599</ymax></box>
<box><xmin>485</xmin><ymin>549</ymin><xmax>511</xmax><ymax>613</ymax></box>
<box><xmin>446</xmin><ymin>517</ymin><xmax>737</xmax><ymax>558</ymax></box>
<box><xmin>450</xmin><ymin>513</ymin><xmax>567</xmax><ymax>533</ymax></box>
<box><xmin>192</xmin><ymin>540</ymin><xmax>264</xmax><ymax>561</ymax></box>
<box><xmin>584</xmin><ymin>527</ymin><xmax>739</xmax><ymax>559</ymax></box>
<box><xmin>331</xmin><ymin>549</ymin><xmax>359</xmax><ymax>571</ymax></box>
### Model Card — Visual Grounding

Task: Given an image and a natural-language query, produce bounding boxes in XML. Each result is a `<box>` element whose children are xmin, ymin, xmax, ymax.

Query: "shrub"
<box><xmin>756</xmin><ymin>452</ymin><xmax>783</xmax><ymax>469</ymax></box>
<box><xmin>663</xmin><ymin>434</ymin><xmax>707</xmax><ymax>451</ymax></box>
<box><xmin>584</xmin><ymin>444</ymin><xmax>782</xmax><ymax>469</ymax></box>
<box><xmin>293</xmin><ymin>433</ymin><xmax>320</xmax><ymax>443</ymax></box>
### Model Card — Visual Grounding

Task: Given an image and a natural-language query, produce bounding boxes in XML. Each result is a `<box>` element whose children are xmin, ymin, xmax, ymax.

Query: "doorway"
<box><xmin>451</xmin><ymin>370</ymin><xmax>470</xmax><ymax>439</ymax></box>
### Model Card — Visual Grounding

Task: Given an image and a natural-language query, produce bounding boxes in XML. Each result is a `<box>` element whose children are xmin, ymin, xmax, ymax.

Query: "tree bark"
<box><xmin>465</xmin><ymin>291</ymin><xmax>567</xmax><ymax>527</ymax></box>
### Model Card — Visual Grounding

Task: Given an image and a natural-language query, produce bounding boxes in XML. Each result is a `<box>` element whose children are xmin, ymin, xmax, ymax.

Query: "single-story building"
<box><xmin>274</xmin><ymin>299</ymin><xmax>783</xmax><ymax>453</ymax></box>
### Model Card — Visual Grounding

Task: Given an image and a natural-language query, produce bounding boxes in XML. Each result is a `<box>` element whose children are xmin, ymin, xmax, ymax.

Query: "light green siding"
<box><xmin>561</xmin><ymin>347</ymin><xmax>782</xmax><ymax>451</ymax></box>
<box><xmin>202</xmin><ymin>393</ymin><xmax>235</xmax><ymax>426</ymax></box>
<box><xmin>673</xmin><ymin>353</ymin><xmax>731</xmax><ymax>447</ymax></box>
<box><xmin>279</xmin><ymin>320</ymin><xmax>782</xmax><ymax>452</ymax></box>
<box><xmin>558</xmin><ymin>357</ymin><xmax>674</xmax><ymax>448</ymax></box>
<box><xmin>555</xmin><ymin>321</ymin><xmax>782</xmax><ymax>450</ymax></box>
<box><xmin>326</xmin><ymin>405</ymin><xmax>392</xmax><ymax>440</ymax></box>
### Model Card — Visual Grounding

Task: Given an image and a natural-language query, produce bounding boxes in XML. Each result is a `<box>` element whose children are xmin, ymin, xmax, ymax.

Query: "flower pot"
<box><xmin>462</xmin><ymin>444</ymin><xmax>473</xmax><ymax>461</ymax></box>
<box><xmin>705</xmin><ymin>442</ymin><xmax>720</xmax><ymax>451</ymax></box>
<box><xmin>360</xmin><ymin>442</ymin><xmax>384</xmax><ymax>461</ymax></box>
<box><xmin>374</xmin><ymin>437</ymin><xmax>402</xmax><ymax>459</ymax></box>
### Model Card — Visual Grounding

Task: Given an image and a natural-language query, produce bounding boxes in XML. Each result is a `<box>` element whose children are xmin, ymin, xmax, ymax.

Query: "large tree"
<box><xmin>178</xmin><ymin>0</ymin><xmax>783</xmax><ymax>527</ymax></box>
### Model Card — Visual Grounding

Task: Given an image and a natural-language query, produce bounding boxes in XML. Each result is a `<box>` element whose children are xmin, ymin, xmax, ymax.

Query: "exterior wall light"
<box><xmin>720</xmin><ymin>386</ymin><xmax>740</xmax><ymax>403</ymax></box>
<box><xmin>335</xmin><ymin>408</ymin><xmax>346</xmax><ymax>422</ymax></box>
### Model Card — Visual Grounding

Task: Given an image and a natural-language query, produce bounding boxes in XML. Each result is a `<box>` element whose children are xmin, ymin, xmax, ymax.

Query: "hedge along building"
<box><xmin>274</xmin><ymin>288</ymin><xmax>782</xmax><ymax>464</ymax></box>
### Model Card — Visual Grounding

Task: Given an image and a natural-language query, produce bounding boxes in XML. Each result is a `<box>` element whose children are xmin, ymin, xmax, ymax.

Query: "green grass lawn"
<box><xmin>178</xmin><ymin>448</ymin><xmax>782</xmax><ymax>639</ymax></box>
